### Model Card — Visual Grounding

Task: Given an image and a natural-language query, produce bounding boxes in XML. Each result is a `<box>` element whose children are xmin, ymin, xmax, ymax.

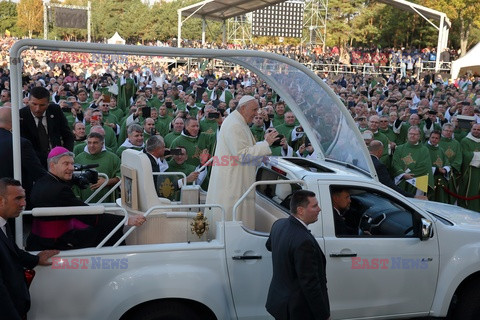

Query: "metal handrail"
<box><xmin>85</xmin><ymin>173</ymin><xmax>110</xmax><ymax>203</ymax></box>
<box><xmin>17</xmin><ymin>206</ymin><xmax>129</xmax><ymax>249</ymax></box>
<box><xmin>113</xmin><ymin>204</ymin><xmax>226</xmax><ymax>247</ymax></box>
<box><xmin>232</xmin><ymin>179</ymin><xmax>305</xmax><ymax>222</ymax></box>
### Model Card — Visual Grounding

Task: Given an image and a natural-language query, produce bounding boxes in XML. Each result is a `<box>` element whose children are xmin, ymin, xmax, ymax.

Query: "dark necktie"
<box><xmin>37</xmin><ymin>116</ymin><xmax>50</xmax><ymax>153</ymax></box>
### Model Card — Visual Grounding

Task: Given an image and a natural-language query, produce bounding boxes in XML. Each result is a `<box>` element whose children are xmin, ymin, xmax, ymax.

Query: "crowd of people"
<box><xmin>0</xmin><ymin>37</ymin><xmax>479</xmax><ymax>219</ymax></box>
<box><xmin>1</xmin><ymin>36</ymin><xmax>458</xmax><ymax>80</ymax></box>
<box><xmin>1</xmin><ymin>35</ymin><xmax>480</xmax><ymax>320</ymax></box>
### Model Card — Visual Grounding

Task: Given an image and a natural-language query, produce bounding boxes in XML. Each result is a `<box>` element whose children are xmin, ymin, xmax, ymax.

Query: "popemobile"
<box><xmin>8</xmin><ymin>39</ymin><xmax>480</xmax><ymax>320</ymax></box>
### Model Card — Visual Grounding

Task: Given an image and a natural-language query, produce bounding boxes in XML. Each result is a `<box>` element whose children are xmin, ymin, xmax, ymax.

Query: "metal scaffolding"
<box><xmin>227</xmin><ymin>15</ymin><xmax>253</xmax><ymax>46</ymax></box>
<box><xmin>302</xmin><ymin>0</ymin><xmax>328</xmax><ymax>51</ymax></box>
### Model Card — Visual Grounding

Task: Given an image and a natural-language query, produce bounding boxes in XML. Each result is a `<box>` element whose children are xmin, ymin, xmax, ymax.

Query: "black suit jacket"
<box><xmin>371</xmin><ymin>155</ymin><xmax>414</xmax><ymax>198</ymax></box>
<box><xmin>144</xmin><ymin>150</ymin><xmax>180</xmax><ymax>198</ymax></box>
<box><xmin>266</xmin><ymin>216</ymin><xmax>330</xmax><ymax>320</ymax></box>
<box><xmin>0</xmin><ymin>226</ymin><xmax>39</xmax><ymax>319</ymax></box>
<box><xmin>19</xmin><ymin>104</ymin><xmax>74</xmax><ymax>167</ymax></box>
<box><xmin>0</xmin><ymin>128</ymin><xmax>46</xmax><ymax>206</ymax></box>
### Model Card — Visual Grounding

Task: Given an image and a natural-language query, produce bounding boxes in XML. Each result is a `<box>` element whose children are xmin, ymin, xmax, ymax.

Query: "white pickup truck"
<box><xmin>9</xmin><ymin>40</ymin><xmax>480</xmax><ymax>320</ymax></box>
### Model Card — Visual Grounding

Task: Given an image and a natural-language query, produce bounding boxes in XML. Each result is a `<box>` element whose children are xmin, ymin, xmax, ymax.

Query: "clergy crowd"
<box><xmin>0</xmin><ymin>39</ymin><xmax>479</xmax><ymax>213</ymax></box>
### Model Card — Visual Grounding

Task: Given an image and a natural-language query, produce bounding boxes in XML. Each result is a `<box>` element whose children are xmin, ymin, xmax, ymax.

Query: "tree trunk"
<box><xmin>459</xmin><ymin>17</ymin><xmax>469</xmax><ymax>57</ymax></box>
<box><xmin>28</xmin><ymin>30</ymin><xmax>32</xmax><ymax>38</ymax></box>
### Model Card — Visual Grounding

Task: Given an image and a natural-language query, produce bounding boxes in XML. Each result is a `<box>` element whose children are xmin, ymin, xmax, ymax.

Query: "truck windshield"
<box><xmin>225</xmin><ymin>55</ymin><xmax>371</xmax><ymax>174</ymax></box>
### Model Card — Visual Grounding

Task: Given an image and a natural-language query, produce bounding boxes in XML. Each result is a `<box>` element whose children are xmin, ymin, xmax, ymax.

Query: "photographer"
<box><xmin>142</xmin><ymin>117</ymin><xmax>157</xmax><ymax>141</ymax></box>
<box><xmin>200</xmin><ymin>104</ymin><xmax>220</xmax><ymax>135</ymax></box>
<box><xmin>88</xmin><ymin>109</ymin><xmax>118</xmax><ymax>151</ymax></box>
<box><xmin>74</xmin><ymin>132</ymin><xmax>121</xmax><ymax>203</ymax></box>
<box><xmin>26</xmin><ymin>147</ymin><xmax>145</xmax><ymax>251</ymax></box>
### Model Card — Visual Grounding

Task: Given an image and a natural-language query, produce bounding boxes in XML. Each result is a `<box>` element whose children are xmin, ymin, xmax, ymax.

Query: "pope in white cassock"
<box><xmin>206</xmin><ymin>95</ymin><xmax>278</xmax><ymax>229</ymax></box>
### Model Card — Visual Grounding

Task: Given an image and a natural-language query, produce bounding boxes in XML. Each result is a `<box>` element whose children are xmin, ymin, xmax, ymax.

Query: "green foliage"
<box><xmin>16</xmin><ymin>0</ymin><xmax>43</xmax><ymax>38</ymax></box>
<box><xmin>0</xmin><ymin>1</ymin><xmax>17</xmax><ymax>36</ymax></box>
<box><xmin>1</xmin><ymin>0</ymin><xmax>478</xmax><ymax>54</ymax></box>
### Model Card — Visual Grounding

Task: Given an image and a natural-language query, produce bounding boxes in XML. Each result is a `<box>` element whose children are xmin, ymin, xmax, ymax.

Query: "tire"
<box><xmin>134</xmin><ymin>301</ymin><xmax>202</xmax><ymax>320</ymax></box>
<box><xmin>450</xmin><ymin>284</ymin><xmax>480</xmax><ymax>320</ymax></box>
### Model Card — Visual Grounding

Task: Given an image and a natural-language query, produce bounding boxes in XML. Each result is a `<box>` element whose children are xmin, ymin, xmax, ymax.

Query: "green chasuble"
<box><xmin>109</xmin><ymin>106</ymin><xmax>124</xmax><ymax>121</ymax></box>
<box><xmin>102</xmin><ymin>112</ymin><xmax>119</xmax><ymax>128</ymax></box>
<box><xmin>216</xmin><ymin>89</ymin><xmax>233</xmax><ymax>106</ymax></box>
<box><xmin>250</xmin><ymin>125</ymin><xmax>265</xmax><ymax>143</ymax></box>
<box><xmin>73</xmin><ymin>150</ymin><xmax>121</xmax><ymax>203</ymax></box>
<box><xmin>154</xmin><ymin>120</ymin><xmax>170</xmax><ymax>138</ymax></box>
<box><xmin>270</xmin><ymin>145</ymin><xmax>292</xmax><ymax>157</ymax></box>
<box><xmin>272</xmin><ymin>114</ymin><xmax>285</xmax><ymax>127</ymax></box>
<box><xmin>419</xmin><ymin>121</ymin><xmax>441</xmax><ymax>141</ymax></box>
<box><xmin>117</xmin><ymin>78</ymin><xmax>136</xmax><ymax>111</ymax></box>
<box><xmin>147</xmin><ymin>97</ymin><xmax>164</xmax><ymax>109</ymax></box>
<box><xmin>200</xmin><ymin>118</ymin><xmax>218</xmax><ymax>136</ymax></box>
<box><xmin>380</xmin><ymin>127</ymin><xmax>397</xmax><ymax>144</ymax></box>
<box><xmin>64</xmin><ymin>112</ymin><xmax>76</xmax><ymax>129</ymax></box>
<box><xmin>79</xmin><ymin>100</ymin><xmax>92</xmax><ymax>110</ymax></box>
<box><xmin>392</xmin><ymin>142</ymin><xmax>433</xmax><ymax>195</ymax></box>
<box><xmin>85</xmin><ymin>124</ymin><xmax>118</xmax><ymax>152</ymax></box>
<box><xmin>174</xmin><ymin>99</ymin><xmax>186</xmax><ymax>111</ymax></box>
<box><xmin>439</xmin><ymin>137</ymin><xmax>463</xmax><ymax>204</ymax></box>
<box><xmin>186</xmin><ymin>105</ymin><xmax>200</xmax><ymax>119</ymax></box>
<box><xmin>156</xmin><ymin>116</ymin><xmax>173</xmax><ymax>135</ymax></box>
<box><xmin>164</xmin><ymin>131</ymin><xmax>181</xmax><ymax>148</ymax></box>
<box><xmin>116</xmin><ymin>143</ymin><xmax>144</xmax><ymax>159</ymax></box>
<box><xmin>170</xmin><ymin>133</ymin><xmax>216</xmax><ymax>167</ymax></box>
<box><xmin>74</xmin><ymin>138</ymin><xmax>87</xmax><ymax>148</ymax></box>
<box><xmin>395</xmin><ymin>123</ymin><xmax>425</xmax><ymax>145</ymax></box>
<box><xmin>425</xmin><ymin>143</ymin><xmax>450</xmax><ymax>204</ymax></box>
<box><xmin>454</xmin><ymin>128</ymin><xmax>469</xmax><ymax>142</ymax></box>
<box><xmin>118</xmin><ymin>116</ymin><xmax>145</xmax><ymax>144</ymax></box>
<box><xmin>372</xmin><ymin>130</ymin><xmax>391</xmax><ymax>167</ymax></box>
<box><xmin>458</xmin><ymin>135</ymin><xmax>480</xmax><ymax>212</ymax></box>
<box><xmin>275</xmin><ymin>123</ymin><xmax>296</xmax><ymax>144</ymax></box>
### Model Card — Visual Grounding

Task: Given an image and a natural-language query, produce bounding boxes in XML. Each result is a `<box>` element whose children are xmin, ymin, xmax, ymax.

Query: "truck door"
<box><xmin>224</xmin><ymin>221</ymin><xmax>274</xmax><ymax>320</ymax></box>
<box><xmin>321</xmin><ymin>184</ymin><xmax>439</xmax><ymax>319</ymax></box>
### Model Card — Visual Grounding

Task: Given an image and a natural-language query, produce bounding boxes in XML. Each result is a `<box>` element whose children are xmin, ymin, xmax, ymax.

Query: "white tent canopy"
<box><xmin>107</xmin><ymin>32</ymin><xmax>125</xmax><ymax>45</ymax></box>
<box><xmin>451</xmin><ymin>42</ymin><xmax>480</xmax><ymax>79</ymax></box>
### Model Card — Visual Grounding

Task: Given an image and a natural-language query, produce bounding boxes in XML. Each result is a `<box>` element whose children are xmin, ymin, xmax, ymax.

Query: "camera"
<box><xmin>142</xmin><ymin>106</ymin><xmax>151</xmax><ymax>119</ymax></box>
<box><xmin>164</xmin><ymin>148</ymin><xmax>183</xmax><ymax>156</ymax></box>
<box><xmin>165</xmin><ymin>101</ymin><xmax>173</xmax><ymax>108</ymax></box>
<box><xmin>208</xmin><ymin>112</ymin><xmax>220</xmax><ymax>119</ymax></box>
<box><xmin>268</xmin><ymin>114</ymin><xmax>274</xmax><ymax>119</ymax></box>
<box><xmin>72</xmin><ymin>164</ymin><xmax>99</xmax><ymax>189</ymax></box>
<box><xmin>272</xmin><ymin>134</ymin><xmax>284</xmax><ymax>147</ymax></box>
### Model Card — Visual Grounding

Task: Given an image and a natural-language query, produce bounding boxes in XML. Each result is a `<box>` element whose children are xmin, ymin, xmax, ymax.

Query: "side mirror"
<box><xmin>420</xmin><ymin>218</ymin><xmax>433</xmax><ymax>241</ymax></box>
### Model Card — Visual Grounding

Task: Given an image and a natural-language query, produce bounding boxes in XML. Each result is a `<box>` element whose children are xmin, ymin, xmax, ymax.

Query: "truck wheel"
<box><xmin>450</xmin><ymin>285</ymin><xmax>480</xmax><ymax>319</ymax></box>
<box><xmin>135</xmin><ymin>301</ymin><xmax>202</xmax><ymax>320</ymax></box>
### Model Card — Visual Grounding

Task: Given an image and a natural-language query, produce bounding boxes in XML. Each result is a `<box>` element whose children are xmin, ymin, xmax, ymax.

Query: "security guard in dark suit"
<box><xmin>0</xmin><ymin>178</ymin><xmax>58</xmax><ymax>319</ymax></box>
<box><xmin>266</xmin><ymin>190</ymin><xmax>330</xmax><ymax>320</ymax></box>
<box><xmin>19</xmin><ymin>86</ymin><xmax>74</xmax><ymax>168</ymax></box>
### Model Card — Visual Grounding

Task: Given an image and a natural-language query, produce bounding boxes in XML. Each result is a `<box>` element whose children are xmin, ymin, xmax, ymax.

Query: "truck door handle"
<box><xmin>232</xmin><ymin>255</ymin><xmax>262</xmax><ymax>260</ymax></box>
<box><xmin>329</xmin><ymin>252</ymin><xmax>357</xmax><ymax>257</ymax></box>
